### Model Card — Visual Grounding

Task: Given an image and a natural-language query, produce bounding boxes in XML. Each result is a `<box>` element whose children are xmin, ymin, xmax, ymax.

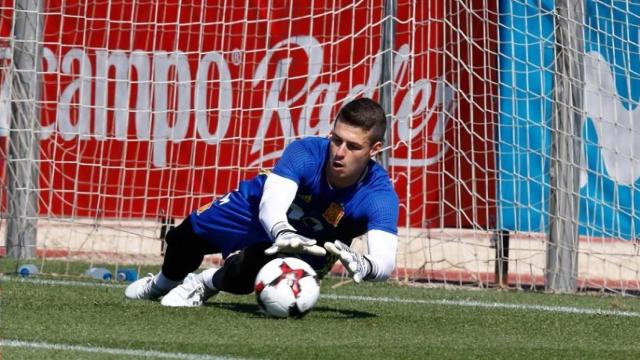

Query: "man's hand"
<box><xmin>324</xmin><ymin>240</ymin><xmax>371</xmax><ymax>283</ymax></box>
<box><xmin>264</xmin><ymin>222</ymin><xmax>326</xmax><ymax>256</ymax></box>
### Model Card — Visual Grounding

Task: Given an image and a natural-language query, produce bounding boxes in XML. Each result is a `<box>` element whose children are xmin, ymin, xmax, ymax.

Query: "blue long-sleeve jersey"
<box><xmin>189</xmin><ymin>136</ymin><xmax>399</xmax><ymax>272</ymax></box>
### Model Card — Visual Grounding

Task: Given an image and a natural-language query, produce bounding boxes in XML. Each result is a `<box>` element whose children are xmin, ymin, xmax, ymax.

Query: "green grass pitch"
<box><xmin>3</xmin><ymin>264</ymin><xmax>640</xmax><ymax>359</ymax></box>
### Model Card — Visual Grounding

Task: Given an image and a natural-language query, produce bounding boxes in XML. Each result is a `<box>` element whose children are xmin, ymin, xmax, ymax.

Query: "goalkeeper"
<box><xmin>125</xmin><ymin>98</ymin><xmax>399</xmax><ymax>307</ymax></box>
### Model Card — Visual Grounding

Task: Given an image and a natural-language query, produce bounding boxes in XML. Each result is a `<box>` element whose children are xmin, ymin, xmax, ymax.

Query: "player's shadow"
<box><xmin>312</xmin><ymin>305</ymin><xmax>376</xmax><ymax>318</ymax></box>
<box><xmin>206</xmin><ymin>302</ymin><xmax>376</xmax><ymax>319</ymax></box>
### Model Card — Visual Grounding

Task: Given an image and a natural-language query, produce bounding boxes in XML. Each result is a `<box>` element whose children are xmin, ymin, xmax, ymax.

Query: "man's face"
<box><xmin>326</xmin><ymin>120</ymin><xmax>382</xmax><ymax>188</ymax></box>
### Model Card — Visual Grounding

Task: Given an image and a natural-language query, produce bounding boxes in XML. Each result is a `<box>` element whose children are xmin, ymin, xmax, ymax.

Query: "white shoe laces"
<box><xmin>140</xmin><ymin>273</ymin><xmax>155</xmax><ymax>292</ymax></box>
<box><xmin>188</xmin><ymin>283</ymin><xmax>206</xmax><ymax>305</ymax></box>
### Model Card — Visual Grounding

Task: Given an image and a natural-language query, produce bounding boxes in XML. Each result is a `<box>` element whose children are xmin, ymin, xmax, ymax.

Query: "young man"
<box><xmin>125</xmin><ymin>98</ymin><xmax>399</xmax><ymax>307</ymax></box>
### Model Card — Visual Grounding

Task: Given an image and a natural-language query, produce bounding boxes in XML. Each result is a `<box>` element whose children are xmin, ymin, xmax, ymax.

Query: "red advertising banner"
<box><xmin>0</xmin><ymin>0</ymin><xmax>496</xmax><ymax>228</ymax></box>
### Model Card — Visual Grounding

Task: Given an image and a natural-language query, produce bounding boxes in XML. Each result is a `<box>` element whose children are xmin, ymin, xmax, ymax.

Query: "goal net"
<box><xmin>1</xmin><ymin>0</ymin><xmax>639</xmax><ymax>293</ymax></box>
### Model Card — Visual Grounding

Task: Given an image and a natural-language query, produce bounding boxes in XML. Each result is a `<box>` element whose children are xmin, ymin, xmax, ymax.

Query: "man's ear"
<box><xmin>369</xmin><ymin>140</ymin><xmax>383</xmax><ymax>157</ymax></box>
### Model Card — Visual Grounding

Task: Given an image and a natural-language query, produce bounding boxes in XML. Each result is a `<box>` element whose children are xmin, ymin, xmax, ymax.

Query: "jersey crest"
<box><xmin>323</xmin><ymin>202</ymin><xmax>345</xmax><ymax>227</ymax></box>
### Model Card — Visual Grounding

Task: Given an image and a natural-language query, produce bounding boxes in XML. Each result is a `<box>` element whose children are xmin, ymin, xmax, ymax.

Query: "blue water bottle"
<box><xmin>116</xmin><ymin>268</ymin><xmax>138</xmax><ymax>282</ymax></box>
<box><xmin>84</xmin><ymin>267</ymin><xmax>113</xmax><ymax>280</ymax></box>
<box><xmin>18</xmin><ymin>264</ymin><xmax>38</xmax><ymax>277</ymax></box>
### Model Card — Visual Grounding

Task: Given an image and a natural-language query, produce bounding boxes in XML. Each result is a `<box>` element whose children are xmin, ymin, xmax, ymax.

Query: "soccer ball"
<box><xmin>254</xmin><ymin>257</ymin><xmax>320</xmax><ymax>318</ymax></box>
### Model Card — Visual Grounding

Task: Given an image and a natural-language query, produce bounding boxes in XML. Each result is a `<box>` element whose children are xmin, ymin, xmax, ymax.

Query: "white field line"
<box><xmin>0</xmin><ymin>339</ymin><xmax>241</xmax><ymax>360</ymax></box>
<box><xmin>321</xmin><ymin>294</ymin><xmax>640</xmax><ymax>318</ymax></box>
<box><xmin>5</xmin><ymin>276</ymin><xmax>640</xmax><ymax>318</ymax></box>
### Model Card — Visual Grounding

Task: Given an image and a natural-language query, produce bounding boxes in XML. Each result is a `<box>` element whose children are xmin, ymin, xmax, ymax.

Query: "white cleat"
<box><xmin>160</xmin><ymin>273</ymin><xmax>219</xmax><ymax>307</ymax></box>
<box><xmin>124</xmin><ymin>273</ymin><xmax>169</xmax><ymax>300</ymax></box>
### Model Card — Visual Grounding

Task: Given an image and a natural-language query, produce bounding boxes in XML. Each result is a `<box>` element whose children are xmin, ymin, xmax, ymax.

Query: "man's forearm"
<box><xmin>259</xmin><ymin>173</ymin><xmax>298</xmax><ymax>239</ymax></box>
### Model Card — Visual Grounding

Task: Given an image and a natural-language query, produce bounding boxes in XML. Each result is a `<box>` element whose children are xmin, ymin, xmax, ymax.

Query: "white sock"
<box><xmin>153</xmin><ymin>272</ymin><xmax>181</xmax><ymax>291</ymax></box>
<box><xmin>199</xmin><ymin>267</ymin><xmax>219</xmax><ymax>291</ymax></box>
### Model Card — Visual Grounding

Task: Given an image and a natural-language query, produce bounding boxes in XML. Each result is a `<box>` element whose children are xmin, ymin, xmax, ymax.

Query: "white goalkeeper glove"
<box><xmin>324</xmin><ymin>240</ymin><xmax>371</xmax><ymax>283</ymax></box>
<box><xmin>264</xmin><ymin>222</ymin><xmax>326</xmax><ymax>256</ymax></box>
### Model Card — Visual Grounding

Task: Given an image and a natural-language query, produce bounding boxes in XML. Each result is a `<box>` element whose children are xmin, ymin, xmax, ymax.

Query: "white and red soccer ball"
<box><xmin>254</xmin><ymin>257</ymin><xmax>320</xmax><ymax>318</ymax></box>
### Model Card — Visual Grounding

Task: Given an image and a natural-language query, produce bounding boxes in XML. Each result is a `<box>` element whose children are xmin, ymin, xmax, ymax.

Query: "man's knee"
<box><xmin>213</xmin><ymin>243</ymin><xmax>274</xmax><ymax>294</ymax></box>
<box><xmin>161</xmin><ymin>216</ymin><xmax>219</xmax><ymax>280</ymax></box>
<box><xmin>165</xmin><ymin>216</ymin><xmax>219</xmax><ymax>254</ymax></box>
<box><xmin>165</xmin><ymin>217</ymin><xmax>197</xmax><ymax>247</ymax></box>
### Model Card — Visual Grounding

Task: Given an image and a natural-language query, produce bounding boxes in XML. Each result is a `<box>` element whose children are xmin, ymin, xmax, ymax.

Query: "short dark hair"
<box><xmin>335</xmin><ymin>98</ymin><xmax>387</xmax><ymax>144</ymax></box>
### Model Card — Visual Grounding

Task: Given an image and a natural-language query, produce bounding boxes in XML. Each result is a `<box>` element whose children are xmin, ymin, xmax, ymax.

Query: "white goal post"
<box><xmin>1</xmin><ymin>0</ymin><xmax>640</xmax><ymax>294</ymax></box>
